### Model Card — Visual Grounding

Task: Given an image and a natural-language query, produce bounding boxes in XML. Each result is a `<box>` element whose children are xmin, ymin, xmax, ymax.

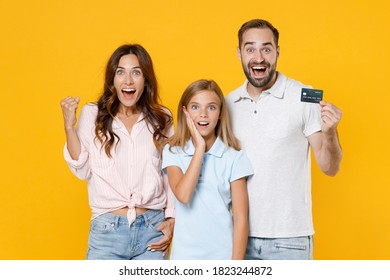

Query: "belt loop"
<box><xmin>114</xmin><ymin>215</ymin><xmax>120</xmax><ymax>229</ymax></box>
<box><xmin>139</xmin><ymin>212</ymin><xmax>146</xmax><ymax>223</ymax></box>
<box><xmin>139</xmin><ymin>210</ymin><xmax>149</xmax><ymax>226</ymax></box>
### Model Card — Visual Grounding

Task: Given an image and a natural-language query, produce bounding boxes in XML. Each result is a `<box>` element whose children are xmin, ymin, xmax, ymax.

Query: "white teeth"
<box><xmin>198</xmin><ymin>122</ymin><xmax>209</xmax><ymax>125</ymax></box>
<box><xmin>122</xmin><ymin>88</ymin><xmax>136</xmax><ymax>93</ymax></box>
<box><xmin>252</xmin><ymin>66</ymin><xmax>266</xmax><ymax>70</ymax></box>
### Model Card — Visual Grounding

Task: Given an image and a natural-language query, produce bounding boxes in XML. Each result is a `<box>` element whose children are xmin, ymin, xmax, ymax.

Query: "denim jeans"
<box><xmin>86</xmin><ymin>209</ymin><xmax>167</xmax><ymax>260</ymax></box>
<box><xmin>245</xmin><ymin>236</ymin><xmax>313</xmax><ymax>260</ymax></box>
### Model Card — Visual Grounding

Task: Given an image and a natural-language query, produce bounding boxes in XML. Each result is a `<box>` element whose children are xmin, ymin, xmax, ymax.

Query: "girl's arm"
<box><xmin>166</xmin><ymin>108</ymin><xmax>205</xmax><ymax>204</ymax></box>
<box><xmin>231</xmin><ymin>177</ymin><xmax>249</xmax><ymax>260</ymax></box>
<box><xmin>166</xmin><ymin>139</ymin><xmax>204</xmax><ymax>204</ymax></box>
<box><xmin>166</xmin><ymin>157</ymin><xmax>201</xmax><ymax>204</ymax></box>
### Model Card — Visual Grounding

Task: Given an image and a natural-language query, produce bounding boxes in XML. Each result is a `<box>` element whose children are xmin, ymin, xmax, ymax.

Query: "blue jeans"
<box><xmin>245</xmin><ymin>236</ymin><xmax>313</xmax><ymax>260</ymax></box>
<box><xmin>86</xmin><ymin>209</ymin><xmax>167</xmax><ymax>260</ymax></box>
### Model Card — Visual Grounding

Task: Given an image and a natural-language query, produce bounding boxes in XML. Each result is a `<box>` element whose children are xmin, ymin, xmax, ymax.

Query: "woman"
<box><xmin>60</xmin><ymin>44</ymin><xmax>174</xmax><ymax>260</ymax></box>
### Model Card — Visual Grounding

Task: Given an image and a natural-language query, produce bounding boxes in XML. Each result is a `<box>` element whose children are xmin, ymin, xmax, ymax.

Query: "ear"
<box><xmin>182</xmin><ymin>106</ymin><xmax>190</xmax><ymax>118</ymax></box>
<box><xmin>237</xmin><ymin>46</ymin><xmax>242</xmax><ymax>62</ymax></box>
<box><xmin>276</xmin><ymin>45</ymin><xmax>280</xmax><ymax>59</ymax></box>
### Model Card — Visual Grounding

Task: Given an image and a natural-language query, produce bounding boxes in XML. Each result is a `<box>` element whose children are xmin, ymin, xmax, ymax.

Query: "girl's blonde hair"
<box><xmin>168</xmin><ymin>79</ymin><xmax>241</xmax><ymax>151</ymax></box>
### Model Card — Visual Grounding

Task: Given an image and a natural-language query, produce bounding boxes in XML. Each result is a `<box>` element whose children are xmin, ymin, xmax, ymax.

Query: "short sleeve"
<box><xmin>303</xmin><ymin>103</ymin><xmax>322</xmax><ymax>137</ymax></box>
<box><xmin>162</xmin><ymin>144</ymin><xmax>182</xmax><ymax>174</ymax></box>
<box><xmin>230</xmin><ymin>150</ymin><xmax>254</xmax><ymax>183</ymax></box>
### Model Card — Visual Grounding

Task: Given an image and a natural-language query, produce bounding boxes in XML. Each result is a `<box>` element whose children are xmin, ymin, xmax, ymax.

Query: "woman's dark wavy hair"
<box><xmin>95</xmin><ymin>44</ymin><xmax>172</xmax><ymax>157</ymax></box>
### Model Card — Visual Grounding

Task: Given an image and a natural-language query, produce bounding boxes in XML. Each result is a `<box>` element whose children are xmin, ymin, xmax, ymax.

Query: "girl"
<box><xmin>60</xmin><ymin>44</ymin><xmax>175</xmax><ymax>260</ymax></box>
<box><xmin>162</xmin><ymin>79</ymin><xmax>253</xmax><ymax>259</ymax></box>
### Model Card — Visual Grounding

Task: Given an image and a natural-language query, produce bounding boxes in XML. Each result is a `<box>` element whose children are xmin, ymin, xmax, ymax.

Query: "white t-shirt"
<box><xmin>226</xmin><ymin>72</ymin><xmax>322</xmax><ymax>238</ymax></box>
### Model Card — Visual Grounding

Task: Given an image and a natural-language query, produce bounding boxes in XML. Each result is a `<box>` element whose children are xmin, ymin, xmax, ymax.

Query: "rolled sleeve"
<box><xmin>63</xmin><ymin>143</ymin><xmax>91</xmax><ymax>180</ymax></box>
<box><xmin>163</xmin><ymin>173</ymin><xmax>175</xmax><ymax>218</ymax></box>
<box><xmin>63</xmin><ymin>104</ymin><xmax>95</xmax><ymax>180</ymax></box>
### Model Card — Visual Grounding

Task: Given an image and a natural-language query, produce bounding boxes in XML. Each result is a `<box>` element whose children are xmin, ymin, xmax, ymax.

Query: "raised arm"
<box><xmin>166</xmin><ymin>108</ymin><xmax>205</xmax><ymax>204</ymax></box>
<box><xmin>308</xmin><ymin>101</ymin><xmax>342</xmax><ymax>176</ymax></box>
<box><xmin>60</xmin><ymin>96</ymin><xmax>81</xmax><ymax>160</ymax></box>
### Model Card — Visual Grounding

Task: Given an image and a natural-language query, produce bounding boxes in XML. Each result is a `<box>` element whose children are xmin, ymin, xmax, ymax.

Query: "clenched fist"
<box><xmin>60</xmin><ymin>96</ymin><xmax>80</xmax><ymax>131</ymax></box>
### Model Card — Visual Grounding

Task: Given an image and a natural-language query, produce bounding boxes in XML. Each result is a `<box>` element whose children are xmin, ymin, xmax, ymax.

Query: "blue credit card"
<box><xmin>301</xmin><ymin>88</ymin><xmax>323</xmax><ymax>103</ymax></box>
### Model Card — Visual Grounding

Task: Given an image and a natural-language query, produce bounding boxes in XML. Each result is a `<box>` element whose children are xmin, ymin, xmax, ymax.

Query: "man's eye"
<box><xmin>263</xmin><ymin>48</ymin><xmax>270</xmax><ymax>53</ymax></box>
<box><xmin>247</xmin><ymin>48</ymin><xmax>254</xmax><ymax>53</ymax></box>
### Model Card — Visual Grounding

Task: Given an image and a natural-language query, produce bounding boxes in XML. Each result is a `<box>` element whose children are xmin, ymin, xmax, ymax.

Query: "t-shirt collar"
<box><xmin>184</xmin><ymin>136</ymin><xmax>225</xmax><ymax>158</ymax></box>
<box><xmin>234</xmin><ymin>72</ymin><xmax>287</xmax><ymax>102</ymax></box>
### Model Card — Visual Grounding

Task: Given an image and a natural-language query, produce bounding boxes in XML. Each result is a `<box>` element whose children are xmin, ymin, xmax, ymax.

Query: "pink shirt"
<box><xmin>64</xmin><ymin>104</ymin><xmax>175</xmax><ymax>225</ymax></box>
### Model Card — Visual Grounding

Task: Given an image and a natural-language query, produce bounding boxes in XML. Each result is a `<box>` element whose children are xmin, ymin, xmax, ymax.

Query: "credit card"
<box><xmin>301</xmin><ymin>88</ymin><xmax>323</xmax><ymax>103</ymax></box>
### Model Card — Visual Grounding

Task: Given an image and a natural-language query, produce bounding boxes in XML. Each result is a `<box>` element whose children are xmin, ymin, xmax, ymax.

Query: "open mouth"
<box><xmin>122</xmin><ymin>88</ymin><xmax>136</xmax><ymax>98</ymax></box>
<box><xmin>197</xmin><ymin>121</ymin><xmax>209</xmax><ymax>127</ymax></box>
<box><xmin>251</xmin><ymin>66</ymin><xmax>267</xmax><ymax>76</ymax></box>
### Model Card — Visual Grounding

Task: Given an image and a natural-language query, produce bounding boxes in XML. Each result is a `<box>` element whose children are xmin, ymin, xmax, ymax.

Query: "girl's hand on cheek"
<box><xmin>183</xmin><ymin>107</ymin><xmax>205</xmax><ymax>151</ymax></box>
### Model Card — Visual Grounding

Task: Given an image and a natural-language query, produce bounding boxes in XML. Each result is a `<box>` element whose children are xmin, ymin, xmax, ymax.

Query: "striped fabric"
<box><xmin>64</xmin><ymin>104</ymin><xmax>174</xmax><ymax>225</ymax></box>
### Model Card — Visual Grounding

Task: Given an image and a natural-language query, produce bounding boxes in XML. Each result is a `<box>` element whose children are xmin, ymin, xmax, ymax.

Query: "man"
<box><xmin>226</xmin><ymin>19</ymin><xmax>342</xmax><ymax>260</ymax></box>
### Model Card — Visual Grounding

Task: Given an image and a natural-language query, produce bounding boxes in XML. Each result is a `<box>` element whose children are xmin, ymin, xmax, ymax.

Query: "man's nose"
<box><xmin>253</xmin><ymin>50</ymin><xmax>264</xmax><ymax>62</ymax></box>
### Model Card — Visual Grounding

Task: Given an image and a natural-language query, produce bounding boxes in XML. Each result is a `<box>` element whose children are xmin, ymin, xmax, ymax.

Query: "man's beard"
<box><xmin>243</xmin><ymin>62</ymin><xmax>277</xmax><ymax>89</ymax></box>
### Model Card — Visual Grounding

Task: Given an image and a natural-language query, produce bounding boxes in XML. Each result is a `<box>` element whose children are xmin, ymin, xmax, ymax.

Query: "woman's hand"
<box><xmin>60</xmin><ymin>96</ymin><xmax>80</xmax><ymax>131</ymax></box>
<box><xmin>60</xmin><ymin>96</ymin><xmax>82</xmax><ymax>160</ymax></box>
<box><xmin>147</xmin><ymin>218</ymin><xmax>175</xmax><ymax>257</ymax></box>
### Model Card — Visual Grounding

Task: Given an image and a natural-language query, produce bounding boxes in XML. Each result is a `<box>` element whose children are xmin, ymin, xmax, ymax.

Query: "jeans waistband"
<box><xmin>94</xmin><ymin>209</ymin><xmax>163</xmax><ymax>226</ymax></box>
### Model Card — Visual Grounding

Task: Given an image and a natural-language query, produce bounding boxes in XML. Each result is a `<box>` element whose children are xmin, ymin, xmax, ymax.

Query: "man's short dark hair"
<box><xmin>238</xmin><ymin>19</ymin><xmax>279</xmax><ymax>48</ymax></box>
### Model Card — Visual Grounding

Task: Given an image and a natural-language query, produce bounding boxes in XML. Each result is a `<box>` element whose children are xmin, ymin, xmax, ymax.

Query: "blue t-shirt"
<box><xmin>162</xmin><ymin>137</ymin><xmax>253</xmax><ymax>259</ymax></box>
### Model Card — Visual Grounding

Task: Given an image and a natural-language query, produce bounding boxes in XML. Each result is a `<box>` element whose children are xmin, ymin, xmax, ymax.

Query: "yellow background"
<box><xmin>0</xmin><ymin>0</ymin><xmax>389</xmax><ymax>259</ymax></box>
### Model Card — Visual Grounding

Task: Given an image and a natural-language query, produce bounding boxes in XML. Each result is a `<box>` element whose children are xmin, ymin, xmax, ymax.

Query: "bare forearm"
<box><xmin>314</xmin><ymin>101</ymin><xmax>343</xmax><ymax>176</ymax></box>
<box><xmin>173</xmin><ymin>149</ymin><xmax>204</xmax><ymax>204</ymax></box>
<box><xmin>232</xmin><ymin>217</ymin><xmax>248</xmax><ymax>260</ymax></box>
<box><xmin>318</xmin><ymin>130</ymin><xmax>342</xmax><ymax>176</ymax></box>
<box><xmin>230</xmin><ymin>178</ymin><xmax>249</xmax><ymax>259</ymax></box>
<box><xmin>65</xmin><ymin>127</ymin><xmax>82</xmax><ymax>160</ymax></box>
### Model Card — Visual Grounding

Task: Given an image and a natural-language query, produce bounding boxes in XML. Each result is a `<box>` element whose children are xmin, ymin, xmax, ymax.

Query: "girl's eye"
<box><xmin>190</xmin><ymin>105</ymin><xmax>199</xmax><ymax>110</ymax></box>
<box><xmin>132</xmin><ymin>70</ymin><xmax>142</xmax><ymax>76</ymax></box>
<box><xmin>209</xmin><ymin>105</ymin><xmax>216</xmax><ymax>111</ymax></box>
<box><xmin>116</xmin><ymin>70</ymin><xmax>124</xmax><ymax>75</ymax></box>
